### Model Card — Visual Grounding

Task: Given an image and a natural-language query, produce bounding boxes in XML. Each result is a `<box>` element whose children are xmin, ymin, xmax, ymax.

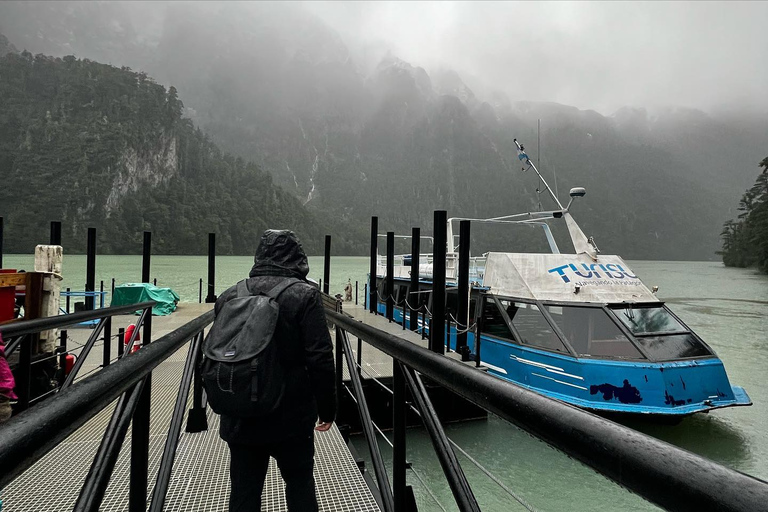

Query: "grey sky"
<box><xmin>303</xmin><ymin>1</ymin><xmax>768</xmax><ymax>115</ymax></box>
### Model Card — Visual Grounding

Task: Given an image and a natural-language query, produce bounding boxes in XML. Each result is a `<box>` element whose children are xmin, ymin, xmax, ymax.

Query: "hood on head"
<box><xmin>249</xmin><ymin>230</ymin><xmax>309</xmax><ymax>279</ymax></box>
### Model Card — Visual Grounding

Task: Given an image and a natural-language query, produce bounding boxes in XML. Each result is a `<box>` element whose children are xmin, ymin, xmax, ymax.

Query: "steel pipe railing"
<box><xmin>327</xmin><ymin>310</ymin><xmax>768</xmax><ymax>512</ymax></box>
<box><xmin>0</xmin><ymin>309</ymin><xmax>214</xmax><ymax>490</ymax></box>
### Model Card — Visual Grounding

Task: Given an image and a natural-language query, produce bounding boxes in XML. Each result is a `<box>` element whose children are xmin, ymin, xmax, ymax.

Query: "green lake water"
<box><xmin>3</xmin><ymin>255</ymin><xmax>766</xmax><ymax>510</ymax></box>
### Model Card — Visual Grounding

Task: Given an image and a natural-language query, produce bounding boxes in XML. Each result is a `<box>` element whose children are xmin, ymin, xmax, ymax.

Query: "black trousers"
<box><xmin>228</xmin><ymin>432</ymin><xmax>317</xmax><ymax>512</ymax></box>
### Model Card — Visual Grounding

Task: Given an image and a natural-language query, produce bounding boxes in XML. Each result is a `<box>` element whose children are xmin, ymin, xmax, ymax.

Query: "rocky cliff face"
<box><xmin>0</xmin><ymin>33</ymin><xmax>17</xmax><ymax>56</ymax></box>
<box><xmin>105</xmin><ymin>134</ymin><xmax>178</xmax><ymax>212</ymax></box>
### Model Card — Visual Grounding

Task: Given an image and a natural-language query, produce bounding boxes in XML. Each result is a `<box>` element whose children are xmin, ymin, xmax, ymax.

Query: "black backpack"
<box><xmin>200</xmin><ymin>278</ymin><xmax>301</xmax><ymax>418</ymax></box>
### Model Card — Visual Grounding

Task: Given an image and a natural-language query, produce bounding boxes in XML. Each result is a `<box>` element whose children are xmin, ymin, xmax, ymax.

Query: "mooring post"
<box><xmin>111</xmin><ymin>278</ymin><xmax>115</xmax><ymax>297</ymax></box>
<box><xmin>393</xmin><ymin>360</ymin><xmax>407</xmax><ymax>511</ymax></box>
<box><xmin>131</xmin><ymin>232</ymin><xmax>153</xmax><ymax>512</ymax></box>
<box><xmin>205</xmin><ymin>233</ymin><xmax>217</xmax><ymax>303</ymax></box>
<box><xmin>50</xmin><ymin>221</ymin><xmax>62</xmax><ymax>245</ymax></box>
<box><xmin>323</xmin><ymin>235</ymin><xmax>331</xmax><ymax>295</ymax></box>
<box><xmin>369</xmin><ymin>216</ymin><xmax>378</xmax><ymax>314</ymax></box>
<box><xmin>355</xmin><ymin>281</ymin><xmax>358</xmax><ymax>305</ymax></box>
<box><xmin>457</xmin><ymin>220</ymin><xmax>471</xmax><ymax>360</ymax></box>
<box><xmin>410</xmin><ymin>227</ymin><xmax>420</xmax><ymax>332</ymax></box>
<box><xmin>363</xmin><ymin>283</ymin><xmax>368</xmax><ymax>310</ymax></box>
<box><xmin>100</xmin><ymin>281</ymin><xmax>104</xmax><ymax>308</ymax></box>
<box><xmin>65</xmin><ymin>287</ymin><xmax>71</xmax><ymax>314</ymax></box>
<box><xmin>431</xmin><ymin>211</ymin><xmax>447</xmax><ymax>354</ymax></box>
<box><xmin>386</xmin><ymin>231</ymin><xmax>394</xmax><ymax>321</ymax></box>
<box><xmin>85</xmin><ymin>227</ymin><xmax>96</xmax><ymax>310</ymax></box>
<box><xmin>102</xmin><ymin>317</ymin><xmax>111</xmax><ymax>367</ymax></box>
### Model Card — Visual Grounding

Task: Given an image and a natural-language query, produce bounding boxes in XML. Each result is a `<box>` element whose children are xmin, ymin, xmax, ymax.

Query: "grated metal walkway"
<box><xmin>2</xmin><ymin>304</ymin><xmax>380</xmax><ymax>512</ymax></box>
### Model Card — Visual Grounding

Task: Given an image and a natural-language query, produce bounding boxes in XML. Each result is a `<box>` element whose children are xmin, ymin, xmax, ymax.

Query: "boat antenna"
<box><xmin>537</xmin><ymin>119</ymin><xmax>542</xmax><ymax>211</ymax></box>
<box><xmin>514</xmin><ymin>137</ymin><xmax>564</xmax><ymax>210</ymax></box>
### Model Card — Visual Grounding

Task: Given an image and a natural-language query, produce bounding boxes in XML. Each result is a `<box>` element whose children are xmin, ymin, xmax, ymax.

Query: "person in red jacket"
<box><xmin>214</xmin><ymin>230</ymin><xmax>336</xmax><ymax>512</ymax></box>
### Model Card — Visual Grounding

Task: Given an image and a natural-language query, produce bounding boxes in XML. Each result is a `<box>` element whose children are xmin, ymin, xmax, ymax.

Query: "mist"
<box><xmin>302</xmin><ymin>1</ymin><xmax>768</xmax><ymax>115</ymax></box>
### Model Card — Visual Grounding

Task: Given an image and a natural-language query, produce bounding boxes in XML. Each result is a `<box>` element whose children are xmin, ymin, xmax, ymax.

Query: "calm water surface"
<box><xmin>3</xmin><ymin>255</ymin><xmax>766</xmax><ymax>510</ymax></box>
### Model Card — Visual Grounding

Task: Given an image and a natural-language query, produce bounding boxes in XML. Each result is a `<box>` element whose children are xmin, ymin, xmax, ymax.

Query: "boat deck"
<box><xmin>1</xmin><ymin>303</ymin><xmax>380</xmax><ymax>512</ymax></box>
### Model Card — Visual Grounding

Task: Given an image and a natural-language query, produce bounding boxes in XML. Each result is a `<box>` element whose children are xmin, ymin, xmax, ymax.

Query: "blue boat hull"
<box><xmin>380</xmin><ymin>303</ymin><xmax>752</xmax><ymax>416</ymax></box>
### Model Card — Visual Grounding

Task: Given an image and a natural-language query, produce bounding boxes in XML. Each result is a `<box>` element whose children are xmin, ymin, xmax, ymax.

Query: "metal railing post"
<box><xmin>457</xmin><ymin>220</ymin><xmax>471</xmax><ymax>360</ymax></box>
<box><xmin>356</xmin><ymin>337</ymin><xmax>362</xmax><ymax>379</ymax></box>
<box><xmin>475</xmin><ymin>294</ymin><xmax>484</xmax><ymax>368</ymax></box>
<box><xmin>323</xmin><ymin>235</ymin><xmax>331</xmax><ymax>295</ymax></box>
<box><xmin>198</xmin><ymin>278</ymin><xmax>203</xmax><ymax>304</ymax></box>
<box><xmin>340</xmin><ymin>329</ymin><xmax>394</xmax><ymax>512</ymax></box>
<box><xmin>386</xmin><ymin>232</ymin><xmax>394</xmax><ymax>321</ymax></box>
<box><xmin>85</xmin><ymin>227</ymin><xmax>96</xmax><ymax>310</ymax></box>
<box><xmin>130</xmin><ymin>234</ymin><xmax>153</xmax><ymax>512</ymax></box>
<box><xmin>431</xmin><ymin>210</ymin><xmax>447</xmax><ymax>354</ymax></box>
<box><xmin>117</xmin><ymin>328</ymin><xmax>125</xmax><ymax>359</ymax></box>
<box><xmin>58</xmin><ymin>329</ymin><xmax>68</xmax><ymax>386</ymax></box>
<box><xmin>66</xmin><ymin>287</ymin><xmax>71</xmax><ymax>314</ymax></box>
<box><xmin>393</xmin><ymin>361</ymin><xmax>407</xmax><ymax>512</ymax></box>
<box><xmin>149</xmin><ymin>331</ymin><xmax>204</xmax><ymax>512</ymax></box>
<box><xmin>409</xmin><ymin>227</ymin><xmax>420</xmax><ymax>333</ymax></box>
<box><xmin>102</xmin><ymin>317</ymin><xmax>111</xmax><ymax>367</ymax></box>
<box><xmin>335</xmin><ymin>328</ymin><xmax>343</xmax><ymax>415</ymax></box>
<box><xmin>369</xmin><ymin>216</ymin><xmax>378</xmax><ymax>314</ymax></box>
<box><xmin>186</xmin><ymin>329</ymin><xmax>208</xmax><ymax>433</ymax></box>
<box><xmin>402</xmin><ymin>366</ymin><xmax>480</xmax><ymax>512</ymax></box>
<box><xmin>355</xmin><ymin>281</ymin><xmax>358</xmax><ymax>305</ymax></box>
<box><xmin>205</xmin><ymin>233</ymin><xmax>217</xmax><ymax>303</ymax></box>
<box><xmin>0</xmin><ymin>216</ymin><xmax>3</xmax><ymax>268</ymax></box>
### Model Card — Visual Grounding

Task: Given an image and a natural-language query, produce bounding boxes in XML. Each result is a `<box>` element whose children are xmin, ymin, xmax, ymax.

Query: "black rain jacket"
<box><xmin>215</xmin><ymin>230</ymin><xmax>336</xmax><ymax>445</ymax></box>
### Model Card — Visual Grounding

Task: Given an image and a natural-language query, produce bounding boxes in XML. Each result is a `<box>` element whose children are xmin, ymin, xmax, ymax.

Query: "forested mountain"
<box><xmin>721</xmin><ymin>157</ymin><xmax>768</xmax><ymax>272</ymax></box>
<box><xmin>1</xmin><ymin>2</ymin><xmax>766</xmax><ymax>259</ymax></box>
<box><xmin>0</xmin><ymin>48</ymin><xmax>365</xmax><ymax>255</ymax></box>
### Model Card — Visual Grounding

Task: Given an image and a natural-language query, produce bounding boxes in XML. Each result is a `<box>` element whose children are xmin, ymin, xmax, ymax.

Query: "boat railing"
<box><xmin>0</xmin><ymin>304</ymin><xmax>214</xmax><ymax>512</ymax></box>
<box><xmin>327</xmin><ymin>307</ymin><xmax>768</xmax><ymax>512</ymax></box>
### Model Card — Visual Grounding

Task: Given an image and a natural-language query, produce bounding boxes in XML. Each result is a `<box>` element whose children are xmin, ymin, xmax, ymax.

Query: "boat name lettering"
<box><xmin>547</xmin><ymin>263</ymin><xmax>639</xmax><ymax>284</ymax></box>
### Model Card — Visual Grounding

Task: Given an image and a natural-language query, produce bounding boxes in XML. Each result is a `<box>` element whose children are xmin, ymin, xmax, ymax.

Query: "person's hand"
<box><xmin>315</xmin><ymin>421</ymin><xmax>333</xmax><ymax>432</ymax></box>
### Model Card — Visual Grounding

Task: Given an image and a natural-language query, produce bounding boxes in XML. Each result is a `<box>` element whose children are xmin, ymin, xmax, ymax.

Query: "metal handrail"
<box><xmin>0</xmin><ymin>302</ymin><xmax>156</xmax><ymax>339</ymax></box>
<box><xmin>0</xmin><ymin>309</ymin><xmax>214</xmax><ymax>490</ymax></box>
<box><xmin>327</xmin><ymin>310</ymin><xmax>768</xmax><ymax>512</ymax></box>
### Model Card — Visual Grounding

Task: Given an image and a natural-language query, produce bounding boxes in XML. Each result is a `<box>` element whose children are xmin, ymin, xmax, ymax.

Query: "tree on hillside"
<box><xmin>721</xmin><ymin>157</ymin><xmax>768</xmax><ymax>272</ymax></box>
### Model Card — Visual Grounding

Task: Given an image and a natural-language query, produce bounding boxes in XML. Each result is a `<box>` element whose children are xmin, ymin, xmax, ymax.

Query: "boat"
<box><xmin>370</xmin><ymin>139</ymin><xmax>751</xmax><ymax>417</ymax></box>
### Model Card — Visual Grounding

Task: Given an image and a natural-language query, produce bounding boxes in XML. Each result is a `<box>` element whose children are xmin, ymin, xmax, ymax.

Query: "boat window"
<box><xmin>610</xmin><ymin>305</ymin><xmax>686</xmax><ymax>334</ymax></box>
<box><xmin>500</xmin><ymin>300</ymin><xmax>568</xmax><ymax>354</ymax></box>
<box><xmin>395</xmin><ymin>284</ymin><xmax>409</xmax><ymax>306</ymax></box>
<box><xmin>545</xmin><ymin>306</ymin><xmax>645</xmax><ymax>359</ymax></box>
<box><xmin>609</xmin><ymin>305</ymin><xmax>713</xmax><ymax>360</ymax></box>
<box><xmin>480</xmin><ymin>298</ymin><xmax>514</xmax><ymax>340</ymax></box>
<box><xmin>632</xmin><ymin>334</ymin><xmax>712</xmax><ymax>360</ymax></box>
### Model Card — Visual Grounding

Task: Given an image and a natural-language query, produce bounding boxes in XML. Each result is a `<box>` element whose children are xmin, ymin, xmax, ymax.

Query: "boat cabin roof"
<box><xmin>482</xmin><ymin>252</ymin><xmax>658</xmax><ymax>304</ymax></box>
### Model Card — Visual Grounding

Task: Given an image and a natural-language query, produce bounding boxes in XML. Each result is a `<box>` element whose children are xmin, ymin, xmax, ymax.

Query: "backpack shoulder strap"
<box><xmin>265</xmin><ymin>278</ymin><xmax>303</xmax><ymax>300</ymax></box>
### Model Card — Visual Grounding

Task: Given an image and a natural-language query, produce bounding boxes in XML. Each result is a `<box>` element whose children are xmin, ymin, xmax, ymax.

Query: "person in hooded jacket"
<box><xmin>215</xmin><ymin>230</ymin><xmax>336</xmax><ymax>512</ymax></box>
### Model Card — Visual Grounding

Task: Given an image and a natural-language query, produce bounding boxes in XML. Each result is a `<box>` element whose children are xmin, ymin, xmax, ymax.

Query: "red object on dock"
<box><xmin>124</xmin><ymin>324</ymin><xmax>141</xmax><ymax>353</ymax></box>
<box><xmin>64</xmin><ymin>354</ymin><xmax>75</xmax><ymax>375</ymax></box>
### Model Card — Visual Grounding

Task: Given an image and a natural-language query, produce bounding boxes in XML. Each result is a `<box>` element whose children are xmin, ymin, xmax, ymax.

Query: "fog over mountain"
<box><xmin>0</xmin><ymin>1</ymin><xmax>766</xmax><ymax>259</ymax></box>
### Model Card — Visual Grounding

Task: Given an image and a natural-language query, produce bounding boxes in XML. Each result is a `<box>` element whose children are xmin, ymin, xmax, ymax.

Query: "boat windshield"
<box><xmin>609</xmin><ymin>305</ymin><xmax>713</xmax><ymax>360</ymax></box>
<box><xmin>611</xmin><ymin>305</ymin><xmax>686</xmax><ymax>335</ymax></box>
<box><xmin>543</xmin><ymin>305</ymin><xmax>645</xmax><ymax>360</ymax></box>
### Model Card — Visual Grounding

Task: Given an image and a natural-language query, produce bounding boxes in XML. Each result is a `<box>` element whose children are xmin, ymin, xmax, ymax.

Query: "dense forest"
<box><xmin>721</xmin><ymin>157</ymin><xmax>768</xmax><ymax>273</ymax></box>
<box><xmin>0</xmin><ymin>50</ymin><xmax>366</xmax><ymax>255</ymax></box>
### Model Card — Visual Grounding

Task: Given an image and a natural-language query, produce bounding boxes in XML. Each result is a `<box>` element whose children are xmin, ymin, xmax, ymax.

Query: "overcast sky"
<box><xmin>302</xmin><ymin>1</ymin><xmax>768</xmax><ymax>116</ymax></box>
